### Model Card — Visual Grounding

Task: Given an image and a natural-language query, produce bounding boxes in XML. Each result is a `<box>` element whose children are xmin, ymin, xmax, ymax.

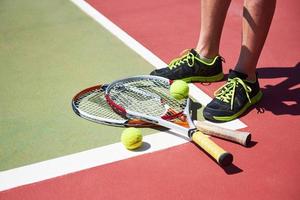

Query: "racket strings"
<box><xmin>113</xmin><ymin>87</ymin><xmax>163</xmax><ymax>115</ymax></box>
<box><xmin>108</xmin><ymin>78</ymin><xmax>186</xmax><ymax>117</ymax></box>
<box><xmin>76</xmin><ymin>88</ymin><xmax>126</xmax><ymax>120</ymax></box>
<box><xmin>109</xmin><ymin>80</ymin><xmax>164</xmax><ymax>115</ymax></box>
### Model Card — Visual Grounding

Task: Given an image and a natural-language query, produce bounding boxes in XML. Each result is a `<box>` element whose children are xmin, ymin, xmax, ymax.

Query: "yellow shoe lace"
<box><xmin>168</xmin><ymin>49</ymin><xmax>196</xmax><ymax>69</ymax></box>
<box><xmin>214</xmin><ymin>77</ymin><xmax>252</xmax><ymax>110</ymax></box>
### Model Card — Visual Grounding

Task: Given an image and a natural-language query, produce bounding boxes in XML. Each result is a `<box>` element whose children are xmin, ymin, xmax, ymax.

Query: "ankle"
<box><xmin>233</xmin><ymin>67</ymin><xmax>257</xmax><ymax>82</ymax></box>
<box><xmin>195</xmin><ymin>46</ymin><xmax>219</xmax><ymax>59</ymax></box>
<box><xmin>193</xmin><ymin>49</ymin><xmax>218</xmax><ymax>64</ymax></box>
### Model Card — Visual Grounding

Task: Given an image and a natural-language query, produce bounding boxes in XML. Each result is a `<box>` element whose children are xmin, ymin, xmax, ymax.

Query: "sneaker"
<box><xmin>150</xmin><ymin>49</ymin><xmax>224</xmax><ymax>82</ymax></box>
<box><xmin>203</xmin><ymin>69</ymin><xmax>263</xmax><ymax>122</ymax></box>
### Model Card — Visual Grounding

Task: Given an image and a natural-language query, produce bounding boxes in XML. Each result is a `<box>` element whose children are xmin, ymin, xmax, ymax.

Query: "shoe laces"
<box><xmin>168</xmin><ymin>49</ymin><xmax>197</xmax><ymax>69</ymax></box>
<box><xmin>214</xmin><ymin>77</ymin><xmax>252</xmax><ymax>110</ymax></box>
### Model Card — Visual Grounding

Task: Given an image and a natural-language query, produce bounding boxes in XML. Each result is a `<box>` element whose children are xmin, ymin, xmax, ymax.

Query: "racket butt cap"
<box><xmin>218</xmin><ymin>152</ymin><xmax>233</xmax><ymax>167</ymax></box>
<box><xmin>245</xmin><ymin>134</ymin><xmax>251</xmax><ymax>146</ymax></box>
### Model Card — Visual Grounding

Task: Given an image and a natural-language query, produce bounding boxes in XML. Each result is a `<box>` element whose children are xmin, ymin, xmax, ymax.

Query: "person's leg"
<box><xmin>150</xmin><ymin>0</ymin><xmax>231</xmax><ymax>82</ymax></box>
<box><xmin>235</xmin><ymin>0</ymin><xmax>276</xmax><ymax>81</ymax></box>
<box><xmin>196</xmin><ymin>0</ymin><xmax>231</xmax><ymax>59</ymax></box>
<box><xmin>203</xmin><ymin>0</ymin><xmax>277</xmax><ymax>122</ymax></box>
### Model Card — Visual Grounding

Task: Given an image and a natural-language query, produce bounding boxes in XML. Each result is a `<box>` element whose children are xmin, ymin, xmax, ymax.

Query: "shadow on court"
<box><xmin>256</xmin><ymin>63</ymin><xmax>300</xmax><ymax>116</ymax></box>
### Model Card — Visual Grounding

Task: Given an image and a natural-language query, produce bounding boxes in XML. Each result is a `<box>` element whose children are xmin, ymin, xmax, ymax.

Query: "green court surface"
<box><xmin>1</xmin><ymin>0</ymin><xmax>299</xmax><ymax>199</ymax></box>
<box><xmin>0</xmin><ymin>0</ymin><xmax>160</xmax><ymax>171</ymax></box>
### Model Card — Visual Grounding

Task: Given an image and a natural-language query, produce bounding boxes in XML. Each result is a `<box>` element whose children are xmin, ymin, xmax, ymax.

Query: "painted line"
<box><xmin>0</xmin><ymin>0</ymin><xmax>247</xmax><ymax>192</ymax></box>
<box><xmin>0</xmin><ymin>131</ymin><xmax>189</xmax><ymax>192</ymax></box>
<box><xmin>71</xmin><ymin>0</ymin><xmax>167</xmax><ymax>69</ymax></box>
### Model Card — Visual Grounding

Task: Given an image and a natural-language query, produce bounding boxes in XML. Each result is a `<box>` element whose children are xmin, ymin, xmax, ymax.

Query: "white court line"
<box><xmin>0</xmin><ymin>132</ymin><xmax>189</xmax><ymax>191</ymax></box>
<box><xmin>0</xmin><ymin>0</ymin><xmax>246</xmax><ymax>192</ymax></box>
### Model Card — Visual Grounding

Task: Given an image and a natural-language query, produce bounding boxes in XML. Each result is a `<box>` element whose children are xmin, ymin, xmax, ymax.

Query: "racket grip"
<box><xmin>195</xmin><ymin>121</ymin><xmax>251</xmax><ymax>146</ymax></box>
<box><xmin>192</xmin><ymin>131</ymin><xmax>233</xmax><ymax>166</ymax></box>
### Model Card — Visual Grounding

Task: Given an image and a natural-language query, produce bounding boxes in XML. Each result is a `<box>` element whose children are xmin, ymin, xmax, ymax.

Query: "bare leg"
<box><xmin>195</xmin><ymin>0</ymin><xmax>231</xmax><ymax>58</ymax></box>
<box><xmin>235</xmin><ymin>0</ymin><xmax>276</xmax><ymax>81</ymax></box>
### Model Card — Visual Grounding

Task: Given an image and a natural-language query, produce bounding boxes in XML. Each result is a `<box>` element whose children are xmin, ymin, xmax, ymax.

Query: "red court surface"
<box><xmin>1</xmin><ymin>0</ymin><xmax>300</xmax><ymax>199</ymax></box>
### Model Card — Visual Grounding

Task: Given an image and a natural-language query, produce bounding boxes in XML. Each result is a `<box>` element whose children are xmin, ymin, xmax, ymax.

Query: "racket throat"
<box><xmin>129</xmin><ymin>114</ymin><xmax>159</xmax><ymax>125</ymax></box>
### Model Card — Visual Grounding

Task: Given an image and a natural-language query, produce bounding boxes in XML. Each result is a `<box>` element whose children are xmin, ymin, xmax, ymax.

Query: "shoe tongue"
<box><xmin>228</xmin><ymin>69</ymin><xmax>248</xmax><ymax>80</ymax></box>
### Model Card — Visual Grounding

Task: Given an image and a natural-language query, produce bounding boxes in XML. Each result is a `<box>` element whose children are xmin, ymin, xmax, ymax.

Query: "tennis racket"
<box><xmin>72</xmin><ymin>84</ymin><xmax>251</xmax><ymax>146</ymax></box>
<box><xmin>105</xmin><ymin>75</ymin><xmax>233</xmax><ymax>166</ymax></box>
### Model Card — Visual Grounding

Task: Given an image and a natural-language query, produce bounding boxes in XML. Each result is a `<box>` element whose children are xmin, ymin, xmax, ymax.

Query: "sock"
<box><xmin>198</xmin><ymin>54</ymin><xmax>215</xmax><ymax>64</ymax></box>
<box><xmin>194</xmin><ymin>50</ymin><xmax>215</xmax><ymax>63</ymax></box>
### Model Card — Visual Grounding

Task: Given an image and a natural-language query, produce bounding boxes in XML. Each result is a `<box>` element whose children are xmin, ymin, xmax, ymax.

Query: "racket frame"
<box><xmin>105</xmin><ymin>75</ymin><xmax>194</xmax><ymax>134</ymax></box>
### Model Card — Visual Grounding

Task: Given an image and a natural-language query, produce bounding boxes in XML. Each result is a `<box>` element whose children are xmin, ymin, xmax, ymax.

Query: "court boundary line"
<box><xmin>0</xmin><ymin>0</ymin><xmax>246</xmax><ymax>192</ymax></box>
<box><xmin>0</xmin><ymin>132</ymin><xmax>190</xmax><ymax>191</ymax></box>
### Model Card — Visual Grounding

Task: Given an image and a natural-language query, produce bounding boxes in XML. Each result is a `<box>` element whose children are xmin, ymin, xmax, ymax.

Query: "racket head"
<box><xmin>105</xmin><ymin>75</ymin><xmax>187</xmax><ymax>122</ymax></box>
<box><xmin>72</xmin><ymin>84</ymin><xmax>150</xmax><ymax>127</ymax></box>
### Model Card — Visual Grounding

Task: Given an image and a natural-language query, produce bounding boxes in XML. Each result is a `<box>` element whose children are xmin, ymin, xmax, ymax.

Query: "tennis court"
<box><xmin>1</xmin><ymin>0</ymin><xmax>299</xmax><ymax>199</ymax></box>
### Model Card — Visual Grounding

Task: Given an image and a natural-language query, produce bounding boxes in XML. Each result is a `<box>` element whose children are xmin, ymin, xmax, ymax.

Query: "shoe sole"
<box><xmin>180</xmin><ymin>73</ymin><xmax>224</xmax><ymax>83</ymax></box>
<box><xmin>208</xmin><ymin>90</ymin><xmax>263</xmax><ymax>122</ymax></box>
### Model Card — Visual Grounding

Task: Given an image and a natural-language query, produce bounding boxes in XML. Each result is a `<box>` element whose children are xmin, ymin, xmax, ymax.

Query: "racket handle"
<box><xmin>192</xmin><ymin>131</ymin><xmax>233</xmax><ymax>166</ymax></box>
<box><xmin>195</xmin><ymin>121</ymin><xmax>251</xmax><ymax>146</ymax></box>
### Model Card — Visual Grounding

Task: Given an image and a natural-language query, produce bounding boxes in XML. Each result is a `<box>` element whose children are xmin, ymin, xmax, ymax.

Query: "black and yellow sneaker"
<box><xmin>203</xmin><ymin>69</ymin><xmax>263</xmax><ymax>122</ymax></box>
<box><xmin>150</xmin><ymin>49</ymin><xmax>224</xmax><ymax>82</ymax></box>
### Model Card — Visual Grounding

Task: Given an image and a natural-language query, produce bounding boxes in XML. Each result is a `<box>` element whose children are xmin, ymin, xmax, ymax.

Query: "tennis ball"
<box><xmin>170</xmin><ymin>80</ymin><xmax>189</xmax><ymax>100</ymax></box>
<box><xmin>121</xmin><ymin>127</ymin><xmax>143</xmax><ymax>150</ymax></box>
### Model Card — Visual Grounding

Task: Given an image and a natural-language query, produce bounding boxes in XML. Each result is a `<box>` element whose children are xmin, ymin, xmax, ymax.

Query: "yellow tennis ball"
<box><xmin>121</xmin><ymin>127</ymin><xmax>143</xmax><ymax>150</ymax></box>
<box><xmin>170</xmin><ymin>80</ymin><xmax>189</xmax><ymax>100</ymax></box>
